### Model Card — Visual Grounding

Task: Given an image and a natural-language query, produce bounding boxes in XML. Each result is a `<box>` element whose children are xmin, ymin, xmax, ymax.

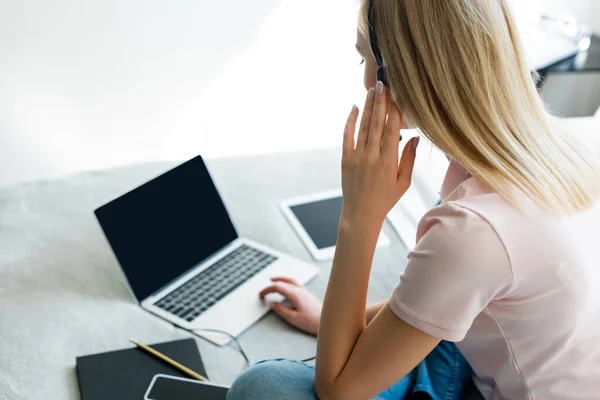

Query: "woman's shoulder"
<box><xmin>416</xmin><ymin>197</ymin><xmax>507</xmax><ymax>247</ymax></box>
<box><xmin>415</xmin><ymin>200</ymin><xmax>511</xmax><ymax>274</ymax></box>
<box><xmin>419</xmin><ymin>188</ymin><xmax>600</xmax><ymax>288</ymax></box>
<box><xmin>414</xmin><ymin>197</ymin><xmax>514</xmax><ymax>288</ymax></box>
<box><xmin>426</xmin><ymin>174</ymin><xmax>533</xmax><ymax>247</ymax></box>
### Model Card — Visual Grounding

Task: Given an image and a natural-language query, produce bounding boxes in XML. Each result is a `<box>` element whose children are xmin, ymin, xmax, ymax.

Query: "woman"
<box><xmin>228</xmin><ymin>0</ymin><xmax>600</xmax><ymax>399</ymax></box>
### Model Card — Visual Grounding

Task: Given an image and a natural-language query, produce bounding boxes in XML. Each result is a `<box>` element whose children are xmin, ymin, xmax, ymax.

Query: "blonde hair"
<box><xmin>359</xmin><ymin>0</ymin><xmax>600</xmax><ymax>215</ymax></box>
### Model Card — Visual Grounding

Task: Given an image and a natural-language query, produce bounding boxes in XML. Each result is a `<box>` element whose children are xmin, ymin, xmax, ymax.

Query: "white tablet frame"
<box><xmin>280</xmin><ymin>190</ymin><xmax>390</xmax><ymax>261</ymax></box>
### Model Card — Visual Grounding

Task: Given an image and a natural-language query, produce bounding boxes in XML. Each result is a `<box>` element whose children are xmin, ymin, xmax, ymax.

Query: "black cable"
<box><xmin>186</xmin><ymin>326</ymin><xmax>316</xmax><ymax>367</ymax></box>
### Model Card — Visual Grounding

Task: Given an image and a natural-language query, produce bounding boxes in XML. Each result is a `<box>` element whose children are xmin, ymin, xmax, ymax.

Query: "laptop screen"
<box><xmin>94</xmin><ymin>156</ymin><xmax>238</xmax><ymax>301</ymax></box>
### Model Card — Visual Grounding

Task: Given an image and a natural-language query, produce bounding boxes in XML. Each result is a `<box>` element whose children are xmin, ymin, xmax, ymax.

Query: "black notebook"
<box><xmin>76</xmin><ymin>338</ymin><xmax>207</xmax><ymax>400</ymax></box>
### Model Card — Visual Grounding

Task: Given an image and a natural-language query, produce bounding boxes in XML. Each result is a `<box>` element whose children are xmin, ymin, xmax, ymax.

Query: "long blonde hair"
<box><xmin>359</xmin><ymin>0</ymin><xmax>600</xmax><ymax>215</ymax></box>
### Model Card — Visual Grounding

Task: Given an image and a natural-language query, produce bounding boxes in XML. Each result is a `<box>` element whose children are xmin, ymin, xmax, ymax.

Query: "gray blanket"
<box><xmin>0</xmin><ymin>148</ymin><xmax>408</xmax><ymax>399</ymax></box>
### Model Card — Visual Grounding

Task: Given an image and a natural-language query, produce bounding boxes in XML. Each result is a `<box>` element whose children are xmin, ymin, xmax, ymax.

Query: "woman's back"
<box><xmin>229</xmin><ymin>1</ymin><xmax>600</xmax><ymax>399</ymax></box>
<box><xmin>390</xmin><ymin>161</ymin><xmax>600</xmax><ymax>398</ymax></box>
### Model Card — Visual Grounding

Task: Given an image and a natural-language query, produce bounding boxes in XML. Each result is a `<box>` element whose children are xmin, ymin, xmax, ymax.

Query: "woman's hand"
<box><xmin>341</xmin><ymin>82</ymin><xmax>419</xmax><ymax>227</ymax></box>
<box><xmin>259</xmin><ymin>277</ymin><xmax>322</xmax><ymax>336</ymax></box>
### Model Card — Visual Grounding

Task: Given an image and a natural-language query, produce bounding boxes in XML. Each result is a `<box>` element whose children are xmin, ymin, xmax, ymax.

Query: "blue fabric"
<box><xmin>227</xmin><ymin>341</ymin><xmax>473</xmax><ymax>400</ymax></box>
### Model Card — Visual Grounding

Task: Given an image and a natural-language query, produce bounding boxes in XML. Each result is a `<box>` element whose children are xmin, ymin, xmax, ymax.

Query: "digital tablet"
<box><xmin>281</xmin><ymin>190</ymin><xmax>390</xmax><ymax>261</ymax></box>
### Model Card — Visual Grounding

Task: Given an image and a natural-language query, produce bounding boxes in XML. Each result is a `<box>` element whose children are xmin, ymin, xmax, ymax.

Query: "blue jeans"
<box><xmin>227</xmin><ymin>341</ymin><xmax>472</xmax><ymax>400</ymax></box>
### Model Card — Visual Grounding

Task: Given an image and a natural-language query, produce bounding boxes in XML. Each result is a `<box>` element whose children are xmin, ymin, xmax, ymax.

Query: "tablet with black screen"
<box><xmin>281</xmin><ymin>190</ymin><xmax>390</xmax><ymax>260</ymax></box>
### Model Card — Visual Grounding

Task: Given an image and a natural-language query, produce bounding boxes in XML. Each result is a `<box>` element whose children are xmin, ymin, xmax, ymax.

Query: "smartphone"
<box><xmin>144</xmin><ymin>374</ymin><xmax>229</xmax><ymax>400</ymax></box>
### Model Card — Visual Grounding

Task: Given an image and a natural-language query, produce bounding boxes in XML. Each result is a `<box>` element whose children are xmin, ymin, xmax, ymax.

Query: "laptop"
<box><xmin>94</xmin><ymin>156</ymin><xmax>319</xmax><ymax>345</ymax></box>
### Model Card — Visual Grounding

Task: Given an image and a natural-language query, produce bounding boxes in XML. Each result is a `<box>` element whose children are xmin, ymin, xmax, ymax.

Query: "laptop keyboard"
<box><xmin>154</xmin><ymin>244</ymin><xmax>278</xmax><ymax>322</ymax></box>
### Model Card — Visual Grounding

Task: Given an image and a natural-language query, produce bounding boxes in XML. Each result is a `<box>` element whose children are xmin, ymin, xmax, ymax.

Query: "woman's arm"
<box><xmin>366</xmin><ymin>300</ymin><xmax>387</xmax><ymax>324</ymax></box>
<box><xmin>315</xmin><ymin>218</ymin><xmax>439</xmax><ymax>400</ymax></box>
<box><xmin>315</xmin><ymin>217</ymin><xmax>380</xmax><ymax>386</ymax></box>
<box><xmin>315</xmin><ymin>84</ymin><xmax>438</xmax><ymax>400</ymax></box>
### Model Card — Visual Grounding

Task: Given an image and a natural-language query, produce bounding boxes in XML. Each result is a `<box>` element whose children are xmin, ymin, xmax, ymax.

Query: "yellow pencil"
<box><xmin>129</xmin><ymin>339</ymin><xmax>208</xmax><ymax>382</ymax></box>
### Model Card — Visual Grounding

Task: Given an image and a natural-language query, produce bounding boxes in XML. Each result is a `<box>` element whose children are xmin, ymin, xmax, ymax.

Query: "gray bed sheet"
<box><xmin>0</xmin><ymin>148</ymin><xmax>412</xmax><ymax>399</ymax></box>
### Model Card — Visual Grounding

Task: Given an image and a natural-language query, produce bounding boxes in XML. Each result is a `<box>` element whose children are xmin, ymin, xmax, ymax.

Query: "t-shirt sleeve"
<box><xmin>389</xmin><ymin>201</ymin><xmax>513</xmax><ymax>342</ymax></box>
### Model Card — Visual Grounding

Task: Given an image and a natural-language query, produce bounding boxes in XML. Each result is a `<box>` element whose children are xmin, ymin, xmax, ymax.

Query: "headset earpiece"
<box><xmin>369</xmin><ymin>0</ymin><xmax>401</xmax><ymax>140</ymax></box>
<box><xmin>369</xmin><ymin>0</ymin><xmax>388</xmax><ymax>87</ymax></box>
<box><xmin>377</xmin><ymin>66</ymin><xmax>388</xmax><ymax>87</ymax></box>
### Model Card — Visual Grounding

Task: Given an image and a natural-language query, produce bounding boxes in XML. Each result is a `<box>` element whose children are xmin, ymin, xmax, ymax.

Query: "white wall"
<box><xmin>0</xmin><ymin>0</ymin><xmax>363</xmax><ymax>186</ymax></box>
<box><xmin>509</xmin><ymin>0</ymin><xmax>600</xmax><ymax>31</ymax></box>
<box><xmin>544</xmin><ymin>0</ymin><xmax>600</xmax><ymax>31</ymax></box>
<box><xmin>0</xmin><ymin>0</ymin><xmax>598</xmax><ymax>187</ymax></box>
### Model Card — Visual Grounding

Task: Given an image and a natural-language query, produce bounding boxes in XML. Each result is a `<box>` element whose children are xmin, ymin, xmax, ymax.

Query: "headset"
<box><xmin>367</xmin><ymin>0</ymin><xmax>388</xmax><ymax>87</ymax></box>
<box><xmin>368</xmin><ymin>0</ymin><xmax>405</xmax><ymax>141</ymax></box>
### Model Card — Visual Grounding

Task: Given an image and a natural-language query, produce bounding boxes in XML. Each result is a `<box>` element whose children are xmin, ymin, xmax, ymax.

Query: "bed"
<box><xmin>0</xmin><ymin>117</ymin><xmax>597</xmax><ymax>399</ymax></box>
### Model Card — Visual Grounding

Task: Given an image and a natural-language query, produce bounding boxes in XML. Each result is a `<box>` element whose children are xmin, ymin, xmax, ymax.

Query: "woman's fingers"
<box><xmin>366</xmin><ymin>81</ymin><xmax>388</xmax><ymax>155</ymax></box>
<box><xmin>269</xmin><ymin>276</ymin><xmax>301</xmax><ymax>286</ymax></box>
<box><xmin>355</xmin><ymin>87</ymin><xmax>376</xmax><ymax>152</ymax></box>
<box><xmin>259</xmin><ymin>282</ymin><xmax>299</xmax><ymax>303</ymax></box>
<box><xmin>398</xmin><ymin>137</ymin><xmax>420</xmax><ymax>192</ymax></box>
<box><xmin>271</xmin><ymin>302</ymin><xmax>301</xmax><ymax>324</ymax></box>
<box><xmin>343</xmin><ymin>105</ymin><xmax>359</xmax><ymax>157</ymax></box>
<box><xmin>258</xmin><ymin>285</ymin><xmax>277</xmax><ymax>299</ymax></box>
<box><xmin>381</xmin><ymin>104</ymin><xmax>403</xmax><ymax>162</ymax></box>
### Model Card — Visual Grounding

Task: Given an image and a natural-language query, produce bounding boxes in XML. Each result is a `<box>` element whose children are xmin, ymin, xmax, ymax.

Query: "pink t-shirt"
<box><xmin>389</xmin><ymin>160</ymin><xmax>600</xmax><ymax>399</ymax></box>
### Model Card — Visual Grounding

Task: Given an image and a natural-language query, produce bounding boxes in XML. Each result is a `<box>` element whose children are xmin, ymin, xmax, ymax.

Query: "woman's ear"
<box><xmin>363</xmin><ymin>58</ymin><xmax>379</xmax><ymax>90</ymax></box>
<box><xmin>357</xmin><ymin>30</ymin><xmax>378</xmax><ymax>90</ymax></box>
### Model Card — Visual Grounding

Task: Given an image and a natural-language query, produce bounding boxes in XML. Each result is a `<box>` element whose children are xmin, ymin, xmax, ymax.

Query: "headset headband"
<box><xmin>368</xmin><ymin>0</ymin><xmax>388</xmax><ymax>86</ymax></box>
